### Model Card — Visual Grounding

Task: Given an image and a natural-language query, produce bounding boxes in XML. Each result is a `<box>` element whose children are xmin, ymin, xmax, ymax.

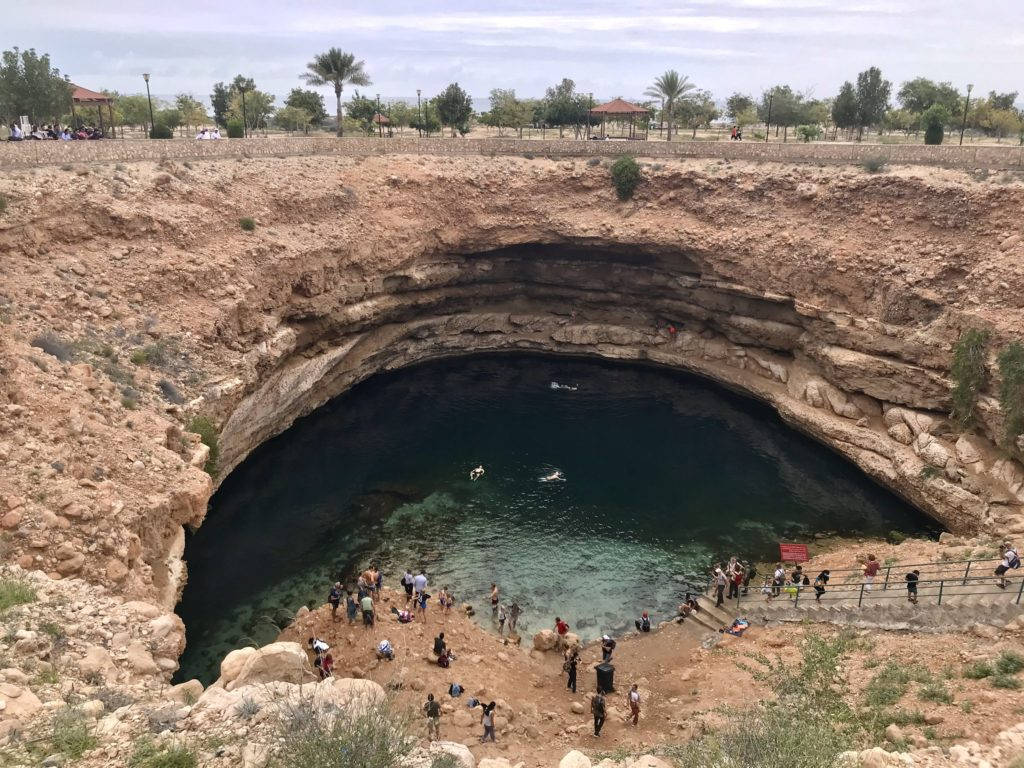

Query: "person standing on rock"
<box><xmin>346</xmin><ymin>589</ymin><xmax>359</xmax><ymax>624</ymax></box>
<box><xmin>329</xmin><ymin>582</ymin><xmax>343</xmax><ymax>623</ymax></box>
<box><xmin>361</xmin><ymin>591</ymin><xmax>375</xmax><ymax>628</ymax></box>
<box><xmin>424</xmin><ymin>693</ymin><xmax>442</xmax><ymax>741</ymax></box>
<box><xmin>565</xmin><ymin>647</ymin><xmax>579</xmax><ymax>693</ymax></box>
<box><xmin>480</xmin><ymin>701</ymin><xmax>497</xmax><ymax>742</ymax></box>
<box><xmin>714</xmin><ymin>565</ymin><xmax>727</xmax><ymax>608</ymax></box>
<box><xmin>591</xmin><ymin>691</ymin><xmax>607</xmax><ymax>737</ymax></box>
<box><xmin>490</xmin><ymin>583</ymin><xmax>500</xmax><ymax>617</ymax></box>
<box><xmin>626</xmin><ymin>683</ymin><xmax>641</xmax><ymax>726</ymax></box>
<box><xmin>600</xmin><ymin>634</ymin><xmax>616</xmax><ymax>662</ymax></box>
<box><xmin>863</xmin><ymin>554</ymin><xmax>880</xmax><ymax>591</ymax></box>
<box><xmin>401</xmin><ymin>568</ymin><xmax>415</xmax><ymax>606</ymax></box>
<box><xmin>555</xmin><ymin>617</ymin><xmax>570</xmax><ymax>650</ymax></box>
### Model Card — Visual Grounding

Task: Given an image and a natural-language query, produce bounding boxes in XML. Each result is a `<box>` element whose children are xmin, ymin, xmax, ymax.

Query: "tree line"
<box><xmin>2</xmin><ymin>44</ymin><xmax>1021</xmax><ymax>145</ymax></box>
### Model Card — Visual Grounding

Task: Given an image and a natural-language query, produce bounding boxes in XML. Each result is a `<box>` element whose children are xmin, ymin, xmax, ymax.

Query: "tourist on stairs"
<box><xmin>813</xmin><ymin>570</ymin><xmax>830</xmax><ymax>601</ymax></box>
<box><xmin>906</xmin><ymin>569</ymin><xmax>920</xmax><ymax>604</ymax></box>
<box><xmin>862</xmin><ymin>554</ymin><xmax>880</xmax><ymax>591</ymax></box>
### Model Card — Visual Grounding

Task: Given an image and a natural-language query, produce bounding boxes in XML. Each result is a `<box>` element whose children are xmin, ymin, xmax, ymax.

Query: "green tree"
<box><xmin>0</xmin><ymin>47</ymin><xmax>72</xmax><ymax>123</ymax></box>
<box><xmin>759</xmin><ymin>85</ymin><xmax>801</xmax><ymax>140</ymax></box>
<box><xmin>156</xmin><ymin>107</ymin><xmax>181</xmax><ymax>133</ymax></box>
<box><xmin>726</xmin><ymin>92</ymin><xmax>754</xmax><ymax>121</ymax></box>
<box><xmin>854</xmin><ymin>67</ymin><xmax>891</xmax><ymax>140</ymax></box>
<box><xmin>174</xmin><ymin>94</ymin><xmax>208</xmax><ymax>134</ymax></box>
<box><xmin>486</xmin><ymin>88</ymin><xmax>531</xmax><ymax>137</ymax></box>
<box><xmin>116</xmin><ymin>94</ymin><xmax>151</xmax><ymax>131</ymax></box>
<box><xmin>284</xmin><ymin>88</ymin><xmax>327</xmax><ymax>125</ymax></box>
<box><xmin>998</xmin><ymin>342</ymin><xmax>1024</xmax><ymax>455</ymax></box>
<box><xmin>388</xmin><ymin>101</ymin><xmax>412</xmax><ymax>133</ymax></box>
<box><xmin>409</xmin><ymin>102</ymin><xmax>441</xmax><ymax>136</ymax></box>
<box><xmin>275</xmin><ymin>105</ymin><xmax>312</xmax><ymax>133</ymax></box>
<box><xmin>344</xmin><ymin>90</ymin><xmax>378</xmax><ymax>134</ymax></box>
<box><xmin>896</xmin><ymin>78</ymin><xmax>961</xmax><ymax>115</ymax></box>
<box><xmin>921</xmin><ymin>103</ymin><xmax>950</xmax><ymax>144</ymax></box>
<box><xmin>230</xmin><ymin>76</ymin><xmax>256</xmax><ymax>136</ymax></box>
<box><xmin>543</xmin><ymin>78</ymin><xmax>591</xmax><ymax>138</ymax></box>
<box><xmin>227</xmin><ymin>88</ymin><xmax>274</xmax><ymax>133</ymax></box>
<box><xmin>950</xmin><ymin>328</ymin><xmax>989</xmax><ymax>428</ymax></box>
<box><xmin>210</xmin><ymin>82</ymin><xmax>231</xmax><ymax>127</ymax></box>
<box><xmin>884</xmin><ymin>108</ymin><xmax>919</xmax><ymax>135</ymax></box>
<box><xmin>301</xmin><ymin>48</ymin><xmax>370</xmax><ymax>137</ymax></box>
<box><xmin>987</xmin><ymin>91</ymin><xmax>1019</xmax><ymax>111</ymax></box>
<box><xmin>674</xmin><ymin>89</ymin><xmax>719</xmax><ymax>138</ymax></box>
<box><xmin>831</xmin><ymin>82</ymin><xmax>858</xmax><ymax>139</ymax></box>
<box><xmin>644</xmin><ymin>70</ymin><xmax>696</xmax><ymax>141</ymax></box>
<box><xmin>434</xmin><ymin>82</ymin><xmax>473</xmax><ymax>137</ymax></box>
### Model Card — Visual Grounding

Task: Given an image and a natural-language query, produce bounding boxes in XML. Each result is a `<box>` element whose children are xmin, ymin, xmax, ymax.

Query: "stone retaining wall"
<box><xmin>2</xmin><ymin>135</ymin><xmax>1023</xmax><ymax>169</ymax></box>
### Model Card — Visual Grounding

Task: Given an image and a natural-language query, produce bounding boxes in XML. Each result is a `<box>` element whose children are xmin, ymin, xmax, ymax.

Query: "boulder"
<box><xmin>228</xmin><ymin>642</ymin><xmax>314</xmax><ymax>691</ymax></box>
<box><xmin>884</xmin><ymin>723</ymin><xmax>904</xmax><ymax>743</ymax></box>
<box><xmin>78</xmin><ymin>645</ymin><xmax>117</xmax><ymax>683</ymax></box>
<box><xmin>571</xmin><ymin>701</ymin><xmax>585</xmax><ymax>714</ymax></box>
<box><xmin>0</xmin><ymin>683</ymin><xmax>42</xmax><ymax>720</ymax></box>
<box><xmin>126</xmin><ymin>641</ymin><xmax>161</xmax><ymax>676</ymax></box>
<box><xmin>148</xmin><ymin>614</ymin><xmax>186</xmax><ymax>659</ymax></box>
<box><xmin>168</xmin><ymin>679</ymin><xmax>204</xmax><ymax>704</ymax></box>
<box><xmin>533</xmin><ymin>629</ymin><xmax>558</xmax><ymax>651</ymax></box>
<box><xmin>915</xmin><ymin>433</ymin><xmax>950</xmax><ymax>468</ymax></box>
<box><xmin>479</xmin><ymin>759</ymin><xmax>513</xmax><ymax>768</ymax></box>
<box><xmin>955</xmin><ymin>434</ymin><xmax>986</xmax><ymax>465</ymax></box>
<box><xmin>216</xmin><ymin>647</ymin><xmax>256</xmax><ymax>687</ymax></box>
<box><xmin>559</xmin><ymin>750</ymin><xmax>592</xmax><ymax>768</ymax></box>
<box><xmin>404</xmin><ymin>741</ymin><xmax>475</xmax><ymax>768</ymax></box>
<box><xmin>886</xmin><ymin>423</ymin><xmax>913</xmax><ymax>446</ymax></box>
<box><xmin>632</xmin><ymin>757</ymin><xmax>673</xmax><ymax>768</ymax></box>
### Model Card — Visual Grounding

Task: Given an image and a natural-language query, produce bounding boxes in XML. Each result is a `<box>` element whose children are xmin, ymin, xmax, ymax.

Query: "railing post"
<box><xmin>1017</xmin><ymin>577</ymin><xmax>1024</xmax><ymax>605</ymax></box>
<box><xmin>963</xmin><ymin>560</ymin><xmax>972</xmax><ymax>586</ymax></box>
<box><xmin>883</xmin><ymin>566</ymin><xmax>891</xmax><ymax>591</ymax></box>
<box><xmin>794</xmin><ymin>586</ymin><xmax>799</xmax><ymax>608</ymax></box>
<box><xmin>938</xmin><ymin>579</ymin><xmax>944</xmax><ymax>605</ymax></box>
<box><xmin>858</xmin><ymin>583</ymin><xmax>865</xmax><ymax>607</ymax></box>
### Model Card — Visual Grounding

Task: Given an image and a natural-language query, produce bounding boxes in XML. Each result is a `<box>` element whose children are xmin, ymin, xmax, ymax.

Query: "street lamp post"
<box><xmin>142</xmin><ymin>73</ymin><xmax>155</xmax><ymax>137</ymax></box>
<box><xmin>764</xmin><ymin>90</ymin><xmax>774</xmax><ymax>143</ymax></box>
<box><xmin>959</xmin><ymin>83</ymin><xmax>974</xmax><ymax>146</ymax></box>
<box><xmin>376</xmin><ymin>94</ymin><xmax>382</xmax><ymax>138</ymax></box>
<box><xmin>417</xmin><ymin>89</ymin><xmax>422</xmax><ymax>138</ymax></box>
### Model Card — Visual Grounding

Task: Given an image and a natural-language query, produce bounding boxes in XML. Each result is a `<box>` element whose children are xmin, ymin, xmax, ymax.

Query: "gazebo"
<box><xmin>372</xmin><ymin>112</ymin><xmax>391</xmax><ymax>137</ymax></box>
<box><xmin>70</xmin><ymin>84</ymin><xmax>115</xmax><ymax>137</ymax></box>
<box><xmin>588</xmin><ymin>98</ymin><xmax>649</xmax><ymax>140</ymax></box>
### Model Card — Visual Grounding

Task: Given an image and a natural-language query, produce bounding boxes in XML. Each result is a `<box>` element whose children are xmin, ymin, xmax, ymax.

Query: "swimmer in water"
<box><xmin>540</xmin><ymin>470</ymin><xmax>565</xmax><ymax>482</ymax></box>
<box><xmin>470</xmin><ymin>465</ymin><xmax>485</xmax><ymax>481</ymax></box>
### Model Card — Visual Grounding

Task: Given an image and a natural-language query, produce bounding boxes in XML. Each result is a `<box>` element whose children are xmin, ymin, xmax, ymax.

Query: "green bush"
<box><xmin>149</xmin><ymin>124</ymin><xmax>173</xmax><ymax>140</ymax></box>
<box><xmin>864</xmin><ymin>662</ymin><xmax>931</xmax><ymax>707</ymax></box>
<box><xmin>991</xmin><ymin>673</ymin><xmax>1022</xmax><ymax>690</ymax></box>
<box><xmin>0</xmin><ymin>193</ymin><xmax>7</xmax><ymax>215</ymax></box>
<box><xmin>963</xmin><ymin>661</ymin><xmax>995</xmax><ymax>679</ymax></box>
<box><xmin>0</xmin><ymin>579</ymin><xmax>37</xmax><ymax>614</ymax></box>
<box><xmin>51</xmin><ymin>708</ymin><xmax>97</xmax><ymax>759</ymax></box>
<box><xmin>921</xmin><ymin>104</ymin><xmax>950</xmax><ymax>146</ymax></box>
<box><xmin>129</xmin><ymin>739</ymin><xmax>197</xmax><ymax>768</ymax></box>
<box><xmin>186</xmin><ymin>415</ymin><xmax>220</xmax><ymax>477</ymax></box>
<box><xmin>861</xmin><ymin>156</ymin><xmax>887</xmax><ymax>173</ymax></box>
<box><xmin>610</xmin><ymin>155</ymin><xmax>642</xmax><ymax>201</ymax></box>
<box><xmin>996</xmin><ymin>650</ymin><xmax>1024</xmax><ymax>675</ymax></box>
<box><xmin>239</xmin><ymin>217</ymin><xmax>256</xmax><ymax>231</ymax></box>
<box><xmin>227</xmin><ymin>119</ymin><xmax>245</xmax><ymax>138</ymax></box>
<box><xmin>951</xmin><ymin>328</ymin><xmax>990</xmax><ymax>427</ymax></box>
<box><xmin>918</xmin><ymin>680</ymin><xmax>952</xmax><ymax>704</ymax></box>
<box><xmin>924</xmin><ymin>124</ymin><xmax>944</xmax><ymax>145</ymax></box>
<box><xmin>796</xmin><ymin>125</ymin><xmax>822</xmax><ymax>142</ymax></box>
<box><xmin>272</xmin><ymin>695</ymin><xmax>415</xmax><ymax>768</ymax></box>
<box><xmin>998</xmin><ymin>341</ymin><xmax>1024</xmax><ymax>454</ymax></box>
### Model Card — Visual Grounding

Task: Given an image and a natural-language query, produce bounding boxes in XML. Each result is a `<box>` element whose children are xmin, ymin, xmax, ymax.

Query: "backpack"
<box><xmin>1009</xmin><ymin>550</ymin><xmax>1021</xmax><ymax>569</ymax></box>
<box><xmin>426</xmin><ymin>700</ymin><xmax>441</xmax><ymax>717</ymax></box>
<box><xmin>592</xmin><ymin>695</ymin><xmax>605</xmax><ymax>717</ymax></box>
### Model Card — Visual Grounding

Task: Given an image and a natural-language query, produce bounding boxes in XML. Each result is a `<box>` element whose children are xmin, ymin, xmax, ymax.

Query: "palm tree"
<box><xmin>644</xmin><ymin>70</ymin><xmax>695</xmax><ymax>142</ymax></box>
<box><xmin>302</xmin><ymin>48</ymin><xmax>371</xmax><ymax>137</ymax></box>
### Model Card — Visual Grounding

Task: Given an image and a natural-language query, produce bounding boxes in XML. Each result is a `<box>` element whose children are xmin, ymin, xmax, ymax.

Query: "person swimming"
<box><xmin>470</xmin><ymin>465</ymin><xmax>485</xmax><ymax>481</ymax></box>
<box><xmin>540</xmin><ymin>470</ymin><xmax>565</xmax><ymax>482</ymax></box>
<box><xmin>550</xmin><ymin>382</ymin><xmax>579</xmax><ymax>391</ymax></box>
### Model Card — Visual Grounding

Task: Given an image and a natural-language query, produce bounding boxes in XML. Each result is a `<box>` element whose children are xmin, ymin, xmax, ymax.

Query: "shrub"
<box><xmin>272</xmin><ymin>695</ymin><xmax>415</xmax><ymax>768</ymax></box>
<box><xmin>431</xmin><ymin>756</ymin><xmax>461</xmax><ymax>768</ymax></box>
<box><xmin>239</xmin><ymin>217</ymin><xmax>257</xmax><ymax>231</ymax></box>
<box><xmin>0</xmin><ymin>579</ymin><xmax>37</xmax><ymax>614</ymax></box>
<box><xmin>951</xmin><ymin>328</ymin><xmax>990</xmax><ymax>427</ymax></box>
<box><xmin>918</xmin><ymin>680</ymin><xmax>952</xmax><ymax>704</ymax></box>
<box><xmin>998</xmin><ymin>341</ymin><xmax>1024</xmax><ymax>454</ymax></box>
<box><xmin>149</xmin><ymin>124</ymin><xmax>173</xmax><ymax>140</ymax></box>
<box><xmin>187</xmin><ymin>415</ymin><xmax>220</xmax><ymax>477</ymax></box>
<box><xmin>610</xmin><ymin>155</ymin><xmax>642</xmax><ymax>200</ymax></box>
<box><xmin>864</xmin><ymin>662</ymin><xmax>931</xmax><ymax>707</ymax></box>
<box><xmin>51</xmin><ymin>708</ymin><xmax>97</xmax><ymax>759</ymax></box>
<box><xmin>991</xmin><ymin>673</ymin><xmax>1022</xmax><ymax>690</ymax></box>
<box><xmin>963</xmin><ymin>661</ymin><xmax>994</xmax><ymax>679</ymax></box>
<box><xmin>861</xmin><ymin>156</ymin><xmax>888</xmax><ymax>173</ymax></box>
<box><xmin>129</xmin><ymin>739</ymin><xmax>198</xmax><ymax>768</ymax></box>
<box><xmin>227</xmin><ymin>119</ymin><xmax>245</xmax><ymax>138</ymax></box>
<box><xmin>796</xmin><ymin>125</ymin><xmax>822</xmax><ymax>142</ymax></box>
<box><xmin>886</xmin><ymin>530</ymin><xmax>907</xmax><ymax>545</ymax></box>
<box><xmin>996</xmin><ymin>650</ymin><xmax>1024</xmax><ymax>675</ymax></box>
<box><xmin>922</xmin><ymin>104</ymin><xmax>950</xmax><ymax>146</ymax></box>
<box><xmin>586</xmin><ymin>156</ymin><xmax>602</xmax><ymax>167</ymax></box>
<box><xmin>31</xmin><ymin>332</ymin><xmax>74</xmax><ymax>362</ymax></box>
<box><xmin>158</xmin><ymin>379</ymin><xmax>184</xmax><ymax>404</ymax></box>
<box><xmin>0</xmin><ymin>193</ymin><xmax>6</xmax><ymax>215</ymax></box>
<box><xmin>130</xmin><ymin>342</ymin><xmax>168</xmax><ymax>367</ymax></box>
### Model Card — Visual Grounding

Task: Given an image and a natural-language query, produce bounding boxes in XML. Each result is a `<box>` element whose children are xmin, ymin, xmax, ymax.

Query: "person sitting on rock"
<box><xmin>437</xmin><ymin>648</ymin><xmax>454</xmax><ymax>668</ymax></box>
<box><xmin>601</xmin><ymin>634</ymin><xmax>616</xmax><ymax>662</ymax></box>
<box><xmin>635</xmin><ymin>611</ymin><xmax>651</xmax><ymax>632</ymax></box>
<box><xmin>390</xmin><ymin>605</ymin><xmax>414</xmax><ymax>623</ymax></box>
<box><xmin>433</xmin><ymin>632</ymin><xmax>447</xmax><ymax>657</ymax></box>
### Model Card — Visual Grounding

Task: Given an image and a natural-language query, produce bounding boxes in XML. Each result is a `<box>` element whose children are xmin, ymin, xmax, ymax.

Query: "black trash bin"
<box><xmin>595</xmin><ymin>662</ymin><xmax>615</xmax><ymax>693</ymax></box>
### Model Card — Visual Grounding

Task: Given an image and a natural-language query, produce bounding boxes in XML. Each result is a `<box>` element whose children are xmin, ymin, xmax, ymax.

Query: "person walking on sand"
<box><xmin>480</xmin><ymin>701</ymin><xmax>497</xmax><ymax>742</ymax></box>
<box><xmin>626</xmin><ymin>683</ymin><xmax>641</xmax><ymax>726</ymax></box>
<box><xmin>591</xmin><ymin>691</ymin><xmax>607</xmax><ymax>737</ymax></box>
<box><xmin>361</xmin><ymin>592</ymin><xmax>375</xmax><ymax>628</ymax></box>
<box><xmin>346</xmin><ymin>589</ymin><xmax>359</xmax><ymax>624</ymax></box>
<box><xmin>490</xmin><ymin>583</ymin><xmax>500</xmax><ymax>616</ymax></box>
<box><xmin>565</xmin><ymin>647</ymin><xmax>579</xmax><ymax>693</ymax></box>
<box><xmin>329</xmin><ymin>582</ymin><xmax>343</xmax><ymax>622</ymax></box>
<box><xmin>862</xmin><ymin>554</ymin><xmax>880</xmax><ymax>591</ymax></box>
<box><xmin>424</xmin><ymin>693</ymin><xmax>442</xmax><ymax>741</ymax></box>
<box><xmin>906</xmin><ymin>569</ymin><xmax>920</xmax><ymax>604</ymax></box>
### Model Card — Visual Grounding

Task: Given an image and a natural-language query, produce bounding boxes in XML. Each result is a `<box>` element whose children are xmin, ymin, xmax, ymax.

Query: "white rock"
<box><xmin>559</xmin><ymin>750</ymin><xmax>592</xmax><ymax>768</ymax></box>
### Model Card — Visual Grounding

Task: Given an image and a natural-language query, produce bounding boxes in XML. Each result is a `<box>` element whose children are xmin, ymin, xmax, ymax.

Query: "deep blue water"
<box><xmin>175</xmin><ymin>354</ymin><xmax>937</xmax><ymax>683</ymax></box>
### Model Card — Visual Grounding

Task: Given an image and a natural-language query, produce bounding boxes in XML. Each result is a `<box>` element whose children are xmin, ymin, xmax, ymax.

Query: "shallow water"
<box><xmin>175</xmin><ymin>354</ymin><xmax>938</xmax><ymax>683</ymax></box>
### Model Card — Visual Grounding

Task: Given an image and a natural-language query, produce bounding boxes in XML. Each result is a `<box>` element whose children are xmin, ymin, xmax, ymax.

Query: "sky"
<box><xmin>5</xmin><ymin>0</ymin><xmax>1024</xmax><ymax>108</ymax></box>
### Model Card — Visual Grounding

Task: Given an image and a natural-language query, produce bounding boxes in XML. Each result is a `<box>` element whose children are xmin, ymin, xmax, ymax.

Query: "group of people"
<box><xmin>195</xmin><ymin>127</ymin><xmax>222</xmax><ymax>140</ymax></box>
<box><xmin>490</xmin><ymin>583</ymin><xmax>523</xmax><ymax>637</ymax></box>
<box><xmin>4</xmin><ymin>123</ymin><xmax>104</xmax><ymax>141</ymax></box>
<box><xmin>729</xmin><ymin>125</ymin><xmax>744</xmax><ymax>140</ymax></box>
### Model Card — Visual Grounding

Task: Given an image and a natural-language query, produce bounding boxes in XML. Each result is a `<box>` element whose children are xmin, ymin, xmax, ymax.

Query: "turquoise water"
<box><xmin>175</xmin><ymin>354</ymin><xmax>938</xmax><ymax>683</ymax></box>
